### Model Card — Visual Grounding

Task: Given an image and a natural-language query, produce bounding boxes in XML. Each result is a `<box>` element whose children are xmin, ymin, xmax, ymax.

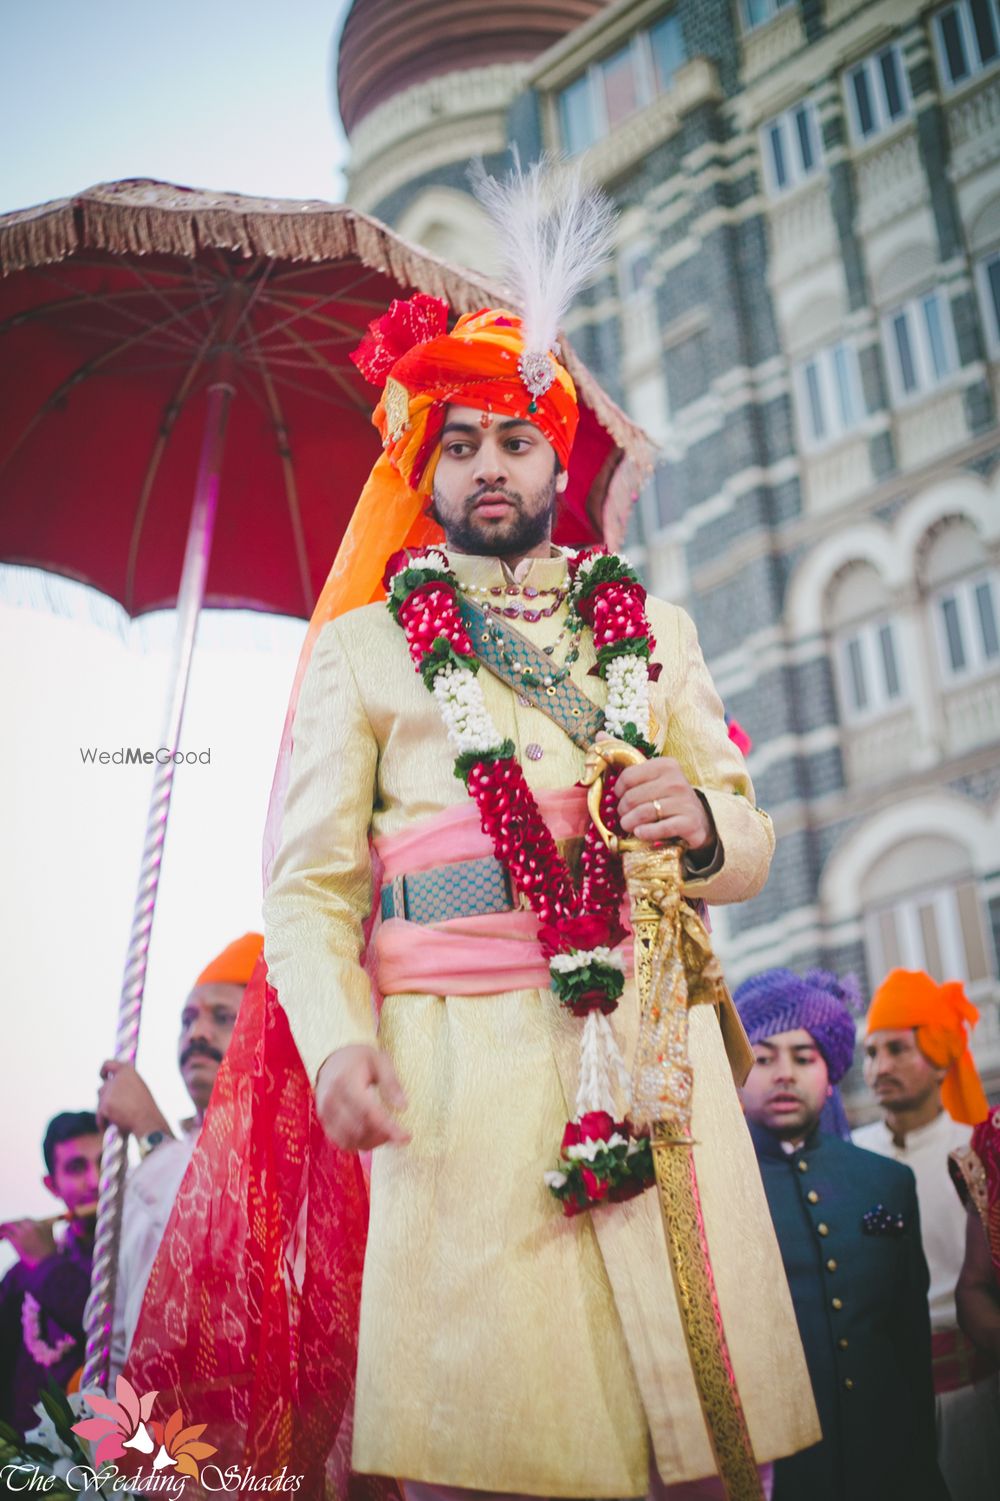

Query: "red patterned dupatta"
<box><xmin>951</xmin><ymin>1109</ymin><xmax>1000</xmax><ymax>1285</ymax></box>
<box><xmin>123</xmin><ymin>961</ymin><xmax>395</xmax><ymax>1499</ymax></box>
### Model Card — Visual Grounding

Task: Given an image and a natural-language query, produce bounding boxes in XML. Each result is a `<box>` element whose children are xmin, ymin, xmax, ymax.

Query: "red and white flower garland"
<box><xmin>385</xmin><ymin>544</ymin><xmax>659</xmax><ymax>1215</ymax></box>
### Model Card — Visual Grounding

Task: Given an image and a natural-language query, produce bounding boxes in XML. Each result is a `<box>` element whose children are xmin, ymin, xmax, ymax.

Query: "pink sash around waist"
<box><xmin>373</xmin><ymin>788</ymin><xmax>634</xmax><ymax>997</ymax></box>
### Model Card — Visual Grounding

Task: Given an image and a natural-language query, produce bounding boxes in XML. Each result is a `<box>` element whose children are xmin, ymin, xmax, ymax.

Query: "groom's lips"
<box><xmin>472</xmin><ymin>494</ymin><xmax>515</xmax><ymax>519</ymax></box>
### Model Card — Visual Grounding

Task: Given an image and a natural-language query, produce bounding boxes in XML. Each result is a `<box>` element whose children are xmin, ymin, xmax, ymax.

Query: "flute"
<box><xmin>0</xmin><ymin>1203</ymin><xmax>99</xmax><ymax>1236</ymax></box>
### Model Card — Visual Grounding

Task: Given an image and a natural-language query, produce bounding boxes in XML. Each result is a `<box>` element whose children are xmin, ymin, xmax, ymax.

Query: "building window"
<box><xmin>794</xmin><ymin>341</ymin><xmax>866</xmax><ymax>448</ymax></box>
<box><xmin>649</xmin><ymin>11</ymin><xmax>686</xmax><ymax>90</ymax></box>
<box><xmin>883</xmin><ymin>288</ymin><xmax>958</xmax><ymax>401</ymax></box>
<box><xmin>845</xmin><ymin>45</ymin><xmax>910</xmax><ymax>141</ymax></box>
<box><xmin>934</xmin><ymin>571</ymin><xmax>1000</xmax><ymax>680</ymax></box>
<box><xmin>559</xmin><ymin>74</ymin><xmax>596</xmax><ymax>155</ymax></box>
<box><xmin>976</xmin><ymin>249</ymin><xmax>1000</xmax><ymax>353</ymax></box>
<box><xmin>835</xmin><ymin>618</ymin><xmax>906</xmax><ymax>722</ymax></box>
<box><xmin>866</xmin><ymin>880</ymin><xmax>994</xmax><ymax>985</ymax></box>
<box><xmin>742</xmin><ymin>0</ymin><xmax>795</xmax><ymax>30</ymax></box>
<box><xmin>761</xmin><ymin>100</ymin><xmax>822</xmax><ymax>194</ymax></box>
<box><xmin>934</xmin><ymin>0</ymin><xmax>1000</xmax><ymax>88</ymax></box>
<box><xmin>556</xmin><ymin>14</ymin><xmax>686</xmax><ymax>155</ymax></box>
<box><xmin>619</xmin><ymin>241</ymin><xmax>653</xmax><ymax>301</ymax></box>
<box><xmin>625</xmin><ymin>368</ymin><xmax>671</xmax><ymax>445</ymax></box>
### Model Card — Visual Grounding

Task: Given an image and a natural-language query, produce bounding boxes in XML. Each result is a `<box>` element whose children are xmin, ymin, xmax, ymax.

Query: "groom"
<box><xmin>263</xmin><ymin>296</ymin><xmax>818</xmax><ymax>1498</ymax></box>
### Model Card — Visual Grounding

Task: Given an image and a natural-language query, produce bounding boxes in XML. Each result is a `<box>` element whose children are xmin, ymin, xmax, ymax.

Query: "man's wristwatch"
<box><xmin>137</xmin><ymin>1129</ymin><xmax>171</xmax><ymax>1160</ymax></box>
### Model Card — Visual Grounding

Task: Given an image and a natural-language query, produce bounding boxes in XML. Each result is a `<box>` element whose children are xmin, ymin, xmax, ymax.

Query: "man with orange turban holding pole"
<box><xmin>96</xmin><ymin>933</ymin><xmax>264</xmax><ymax>1382</ymax></box>
<box><xmin>854</xmin><ymin>968</ymin><xmax>999</xmax><ymax>1499</ymax></box>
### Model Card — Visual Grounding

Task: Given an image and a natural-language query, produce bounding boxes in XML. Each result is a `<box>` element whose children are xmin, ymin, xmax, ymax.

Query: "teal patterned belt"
<box><xmin>380</xmin><ymin>855</ymin><xmax>515</xmax><ymax>925</ymax></box>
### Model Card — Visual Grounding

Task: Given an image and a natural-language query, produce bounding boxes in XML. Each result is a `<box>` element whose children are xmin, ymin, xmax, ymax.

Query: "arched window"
<box><xmin>918</xmin><ymin>517</ymin><xmax>999</xmax><ymax>683</ymax></box>
<box><xmin>826</xmin><ymin>561</ymin><xmax>906</xmax><ymax>723</ymax></box>
<box><xmin>861</xmin><ymin>833</ymin><xmax>994</xmax><ymax>985</ymax></box>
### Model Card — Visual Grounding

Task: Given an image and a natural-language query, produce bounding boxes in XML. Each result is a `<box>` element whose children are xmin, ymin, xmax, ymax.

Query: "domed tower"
<box><xmin>335</xmin><ymin>0</ymin><xmax>607</xmax><ymax>271</ymax></box>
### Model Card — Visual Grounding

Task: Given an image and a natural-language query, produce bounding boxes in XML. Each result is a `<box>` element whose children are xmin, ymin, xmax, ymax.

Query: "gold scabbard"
<box><xmin>584</xmin><ymin>742</ymin><xmax>763</xmax><ymax>1501</ymax></box>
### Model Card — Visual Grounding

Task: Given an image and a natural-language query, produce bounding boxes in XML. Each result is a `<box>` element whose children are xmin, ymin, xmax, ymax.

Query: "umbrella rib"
<box><xmin>32</xmin><ymin>262</ymin><xmax>207</xmax><ymax>340</ymax></box>
<box><xmin>250</xmin><ymin>293</ymin><xmax>364</xmax><ymax>345</ymax></box>
<box><xmin>229</xmin><ymin>258</ymin><xmax>275</xmax><ymax>341</ymax></box>
<box><xmin>237</xmin><ymin>360</ymin><xmax>369</xmax><ymax>409</ymax></box>
<box><xmin>262</xmin><ymin>296</ymin><xmax>395</xmax><ymax>341</ymax></box>
<box><xmin>0</xmin><ymin>300</ymin><xmax>220</xmax><ymax>479</ymax></box>
<box><xmin>240</xmin><ymin>353</ymin><xmax>353</xmax><ymax>372</ymax></box>
<box><xmin>249</xmin><ymin>334</ymin><xmax>359</xmax><ymax>354</ymax></box>
<box><xmin>244</xmin><ymin>325</ymin><xmax>314</xmax><ymax>616</ymax></box>
<box><xmin>1</xmin><ymin>287</ymin><xmax>204</xmax><ymax>351</ymax></box>
<box><xmin>124</xmin><ymin>329</ymin><xmax>215</xmax><ymax>614</ymax></box>
<box><xmin>244</xmin><ymin>322</ymin><xmax>370</xmax><ymax>410</ymax></box>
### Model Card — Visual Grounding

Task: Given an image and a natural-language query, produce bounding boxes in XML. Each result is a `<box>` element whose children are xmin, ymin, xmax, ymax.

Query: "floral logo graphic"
<box><xmin>72</xmin><ymin>1374</ymin><xmax>217</xmax><ymax>1480</ymax></box>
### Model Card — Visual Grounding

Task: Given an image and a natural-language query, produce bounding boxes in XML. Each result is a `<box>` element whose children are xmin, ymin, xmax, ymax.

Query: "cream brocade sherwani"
<box><xmin>264</xmin><ymin>549</ymin><xmax>819</xmax><ymax>1497</ymax></box>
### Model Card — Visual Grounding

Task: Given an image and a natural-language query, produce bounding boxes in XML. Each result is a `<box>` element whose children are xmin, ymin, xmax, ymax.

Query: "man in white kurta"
<box><xmin>96</xmin><ymin>934</ymin><xmax>264</xmax><ymax>1382</ymax></box>
<box><xmin>855</xmin><ymin>968</ymin><xmax>1000</xmax><ymax>1501</ymax></box>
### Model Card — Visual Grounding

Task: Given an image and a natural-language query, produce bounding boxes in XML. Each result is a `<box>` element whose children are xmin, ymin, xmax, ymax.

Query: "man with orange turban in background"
<box><xmin>854</xmin><ymin>968</ymin><xmax>999</xmax><ymax>1499</ymax></box>
<box><xmin>96</xmin><ymin>933</ymin><xmax>264</xmax><ymax>1382</ymax></box>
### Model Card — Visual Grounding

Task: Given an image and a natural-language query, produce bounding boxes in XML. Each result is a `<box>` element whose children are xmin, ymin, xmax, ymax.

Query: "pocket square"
<box><xmin>862</xmin><ymin>1203</ymin><xmax>905</xmax><ymax>1236</ymax></box>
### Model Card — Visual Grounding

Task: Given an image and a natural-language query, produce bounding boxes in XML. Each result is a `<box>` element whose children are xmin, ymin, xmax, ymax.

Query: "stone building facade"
<box><xmin>335</xmin><ymin>0</ymin><xmax>1000</xmax><ymax>1103</ymax></box>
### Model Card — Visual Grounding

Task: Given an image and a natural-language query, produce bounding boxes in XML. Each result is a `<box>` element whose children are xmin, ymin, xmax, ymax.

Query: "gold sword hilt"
<box><xmin>582</xmin><ymin>736</ymin><xmax>667</xmax><ymax>854</ymax></box>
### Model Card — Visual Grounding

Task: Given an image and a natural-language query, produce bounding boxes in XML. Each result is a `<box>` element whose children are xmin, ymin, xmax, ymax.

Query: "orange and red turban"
<box><xmin>301</xmin><ymin>293</ymin><xmax>583</xmax><ymax>627</ymax></box>
<box><xmin>866</xmin><ymin>968</ymin><xmax>989</xmax><ymax>1125</ymax></box>
<box><xmin>195</xmin><ymin>932</ymin><xmax>264</xmax><ymax>989</ymax></box>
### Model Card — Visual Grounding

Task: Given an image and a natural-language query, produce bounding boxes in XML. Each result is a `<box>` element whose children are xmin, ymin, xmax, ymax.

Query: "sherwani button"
<box><xmin>826</xmin><ymin>1258</ymin><xmax>838</xmax><ymax>1272</ymax></box>
<box><xmin>831</xmin><ymin>1297</ymin><xmax>844</xmax><ymax>1310</ymax></box>
<box><xmin>806</xmin><ymin>1190</ymin><xmax>819</xmax><ymax>1203</ymax></box>
<box><xmin>797</xmin><ymin>1160</ymin><xmax>808</xmax><ymax>1172</ymax></box>
<box><xmin>817</xmin><ymin>1223</ymin><xmax>829</xmax><ymax>1236</ymax></box>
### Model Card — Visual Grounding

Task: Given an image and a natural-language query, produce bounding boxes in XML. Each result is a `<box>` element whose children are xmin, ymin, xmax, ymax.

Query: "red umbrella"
<box><xmin>0</xmin><ymin>178</ymin><xmax>643</xmax><ymax>616</ymax></box>
<box><xmin>0</xmin><ymin>178</ymin><xmax>650</xmax><ymax>1392</ymax></box>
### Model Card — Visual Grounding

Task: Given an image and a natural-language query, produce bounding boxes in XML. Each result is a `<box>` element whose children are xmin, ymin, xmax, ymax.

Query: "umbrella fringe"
<box><xmin>0</xmin><ymin>180</ymin><xmax>654</xmax><ymax>474</ymax></box>
<box><xmin>0</xmin><ymin>202</ymin><xmax>77</xmax><ymax>274</ymax></box>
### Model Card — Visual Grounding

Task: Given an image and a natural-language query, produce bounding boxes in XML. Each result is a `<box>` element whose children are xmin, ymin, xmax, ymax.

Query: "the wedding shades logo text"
<box><xmin>62</xmin><ymin>1375</ymin><xmax>303</xmax><ymax>1491</ymax></box>
<box><xmin>80</xmin><ymin>747</ymin><xmax>211</xmax><ymax>765</ymax></box>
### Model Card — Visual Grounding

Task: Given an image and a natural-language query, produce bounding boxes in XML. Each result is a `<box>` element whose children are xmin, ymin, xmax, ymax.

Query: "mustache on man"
<box><xmin>180</xmin><ymin>1038</ymin><xmax>224</xmax><ymax>1068</ymax></box>
<box><xmin>464</xmin><ymin>483</ymin><xmax>523</xmax><ymax>509</ymax></box>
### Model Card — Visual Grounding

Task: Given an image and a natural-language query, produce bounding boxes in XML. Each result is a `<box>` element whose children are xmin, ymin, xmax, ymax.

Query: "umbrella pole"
<box><xmin>82</xmin><ymin>365</ymin><xmax>237</xmax><ymax>1393</ymax></box>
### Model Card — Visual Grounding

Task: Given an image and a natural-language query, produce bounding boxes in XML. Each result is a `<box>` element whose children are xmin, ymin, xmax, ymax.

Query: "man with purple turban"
<box><xmin>735</xmin><ymin>968</ymin><xmax>947</xmax><ymax>1501</ymax></box>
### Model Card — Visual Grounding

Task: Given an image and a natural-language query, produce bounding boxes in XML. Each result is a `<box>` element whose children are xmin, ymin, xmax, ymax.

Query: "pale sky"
<box><xmin>0</xmin><ymin>0</ymin><xmax>354</xmax><ymax>1255</ymax></box>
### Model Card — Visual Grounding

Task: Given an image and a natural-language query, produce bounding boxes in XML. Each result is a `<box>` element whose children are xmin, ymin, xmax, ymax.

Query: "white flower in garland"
<box><xmin>564</xmin><ymin>1133</ymin><xmax>629</xmax><ymax>1161</ymax></box>
<box><xmin>549</xmin><ymin>947</ymin><xmax>626</xmax><ymax>974</ymax></box>
<box><xmin>432</xmin><ymin>662</ymin><xmax>505</xmax><ymax>756</ymax></box>
<box><xmin>602</xmin><ymin>652</ymin><xmax>650</xmax><ymax>739</ymax></box>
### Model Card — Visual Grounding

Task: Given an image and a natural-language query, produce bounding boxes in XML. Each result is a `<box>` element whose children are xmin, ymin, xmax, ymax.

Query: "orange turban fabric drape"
<box><xmin>866</xmin><ymin>968</ymin><xmax>990</xmax><ymax>1126</ymax></box>
<box><xmin>195</xmin><ymin>932</ymin><xmax>265</xmax><ymax>988</ymax></box>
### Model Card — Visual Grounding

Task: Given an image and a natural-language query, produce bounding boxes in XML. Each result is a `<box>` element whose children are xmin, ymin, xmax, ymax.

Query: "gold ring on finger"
<box><xmin>653</xmin><ymin>799</ymin><xmax>663</xmax><ymax>819</ymax></box>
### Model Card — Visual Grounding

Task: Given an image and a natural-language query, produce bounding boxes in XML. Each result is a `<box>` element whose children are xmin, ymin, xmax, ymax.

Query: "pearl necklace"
<box><xmin>456</xmin><ymin>580</ymin><xmax>566</xmax><ymax>600</ymax></box>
